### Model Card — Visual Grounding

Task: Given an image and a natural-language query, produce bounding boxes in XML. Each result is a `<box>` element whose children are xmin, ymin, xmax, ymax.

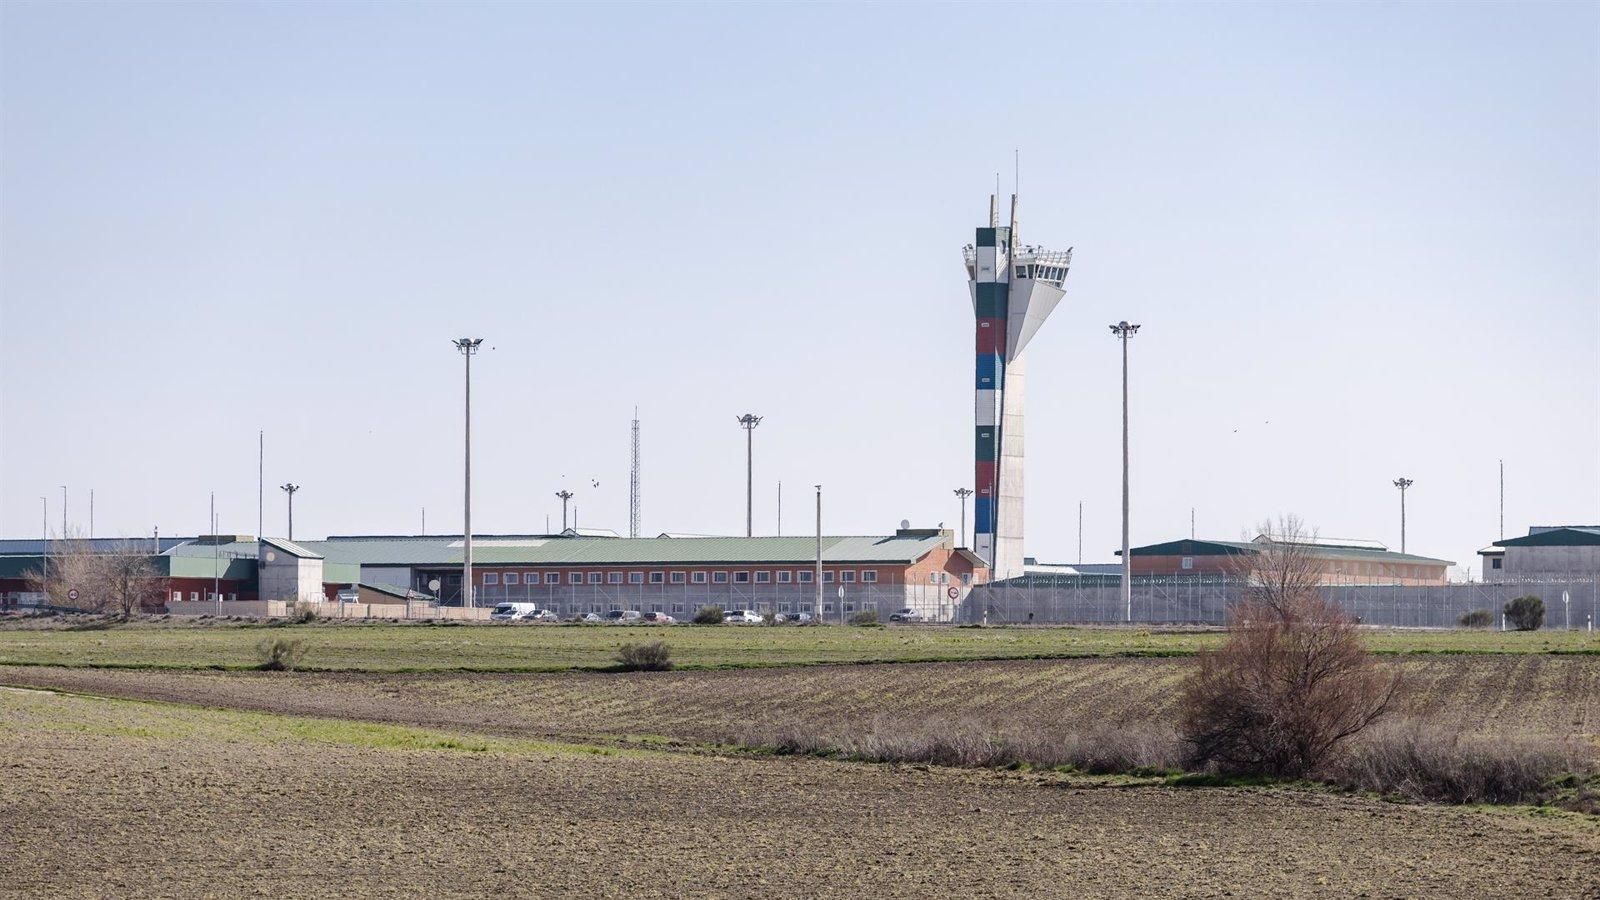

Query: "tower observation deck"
<box><xmin>963</xmin><ymin>195</ymin><xmax>1072</xmax><ymax>580</ymax></box>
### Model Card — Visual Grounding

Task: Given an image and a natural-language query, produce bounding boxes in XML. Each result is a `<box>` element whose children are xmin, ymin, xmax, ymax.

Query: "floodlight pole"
<box><xmin>954</xmin><ymin>488</ymin><xmax>973</xmax><ymax>548</ymax></box>
<box><xmin>1392</xmin><ymin>477</ymin><xmax>1413</xmax><ymax>554</ymax></box>
<box><xmin>814</xmin><ymin>485</ymin><xmax>823</xmax><ymax>621</ymax></box>
<box><xmin>280</xmin><ymin>484</ymin><xmax>299</xmax><ymax>540</ymax></box>
<box><xmin>454</xmin><ymin>338</ymin><xmax>483</xmax><ymax>607</ymax></box>
<box><xmin>556</xmin><ymin>490</ymin><xmax>574</xmax><ymax>531</ymax></box>
<box><xmin>736</xmin><ymin>414</ymin><xmax>763</xmax><ymax>536</ymax></box>
<box><xmin>1110</xmin><ymin>321</ymin><xmax>1140</xmax><ymax>623</ymax></box>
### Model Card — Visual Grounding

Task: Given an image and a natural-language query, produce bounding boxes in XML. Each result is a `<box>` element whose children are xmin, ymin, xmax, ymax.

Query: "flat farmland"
<box><xmin>3</xmin><ymin>687</ymin><xmax>1596</xmax><ymax>899</ymax></box>
<box><xmin>5</xmin><ymin>653</ymin><xmax>1596</xmax><ymax>751</ymax></box>
<box><xmin>0</xmin><ymin>619</ymin><xmax>1594</xmax><ymax>672</ymax></box>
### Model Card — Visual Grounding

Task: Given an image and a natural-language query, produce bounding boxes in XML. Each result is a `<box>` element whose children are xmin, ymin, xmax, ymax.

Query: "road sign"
<box><xmin>946</xmin><ymin>586</ymin><xmax>959</xmax><ymax>600</ymax></box>
<box><xmin>67</xmin><ymin>588</ymin><xmax>79</xmax><ymax>601</ymax></box>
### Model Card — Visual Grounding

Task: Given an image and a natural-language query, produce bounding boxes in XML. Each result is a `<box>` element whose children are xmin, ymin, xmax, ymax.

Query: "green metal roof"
<box><xmin>260</xmin><ymin>537</ymin><xmax>323</xmax><ymax>560</ymax></box>
<box><xmin>1124</xmin><ymin>538</ymin><xmax>1454</xmax><ymax>567</ymax></box>
<box><xmin>304</xmin><ymin>534</ymin><xmax>951</xmax><ymax>568</ymax></box>
<box><xmin>1493</xmin><ymin>527</ymin><xmax>1600</xmax><ymax>548</ymax></box>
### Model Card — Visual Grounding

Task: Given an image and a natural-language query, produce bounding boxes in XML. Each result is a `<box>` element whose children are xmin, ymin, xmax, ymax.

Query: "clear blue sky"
<box><xmin>2</xmin><ymin>2</ymin><xmax>1596</xmax><ymax>578</ymax></box>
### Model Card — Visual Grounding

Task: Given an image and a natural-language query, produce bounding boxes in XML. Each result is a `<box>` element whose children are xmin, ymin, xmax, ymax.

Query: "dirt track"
<box><xmin>3</xmin><ymin>688</ymin><xmax>1597</xmax><ymax>900</ymax></box>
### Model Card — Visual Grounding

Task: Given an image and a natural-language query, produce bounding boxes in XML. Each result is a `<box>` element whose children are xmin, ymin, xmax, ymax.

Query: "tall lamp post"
<box><xmin>736</xmin><ymin>414</ymin><xmax>763</xmax><ymax>537</ymax></box>
<box><xmin>454</xmin><ymin>338</ymin><xmax>484</xmax><ymax>607</ymax></box>
<box><xmin>279</xmin><ymin>483</ymin><xmax>299</xmax><ymax>540</ymax></box>
<box><xmin>1110</xmin><ymin>321</ymin><xmax>1140</xmax><ymax>623</ymax></box>
<box><xmin>953</xmin><ymin>488</ymin><xmax>973</xmax><ymax>548</ymax></box>
<box><xmin>556</xmin><ymin>490</ymin><xmax>574</xmax><ymax>532</ymax></box>
<box><xmin>814</xmin><ymin>485</ymin><xmax>823</xmax><ymax>621</ymax></box>
<box><xmin>1393</xmin><ymin>477</ymin><xmax>1414</xmax><ymax>554</ymax></box>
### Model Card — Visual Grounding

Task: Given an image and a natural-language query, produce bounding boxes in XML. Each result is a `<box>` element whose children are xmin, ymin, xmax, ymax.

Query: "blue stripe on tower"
<box><xmin>973</xmin><ymin>226</ymin><xmax>1009</xmax><ymax>555</ymax></box>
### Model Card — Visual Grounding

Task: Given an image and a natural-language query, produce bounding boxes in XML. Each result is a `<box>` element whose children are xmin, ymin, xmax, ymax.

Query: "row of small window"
<box><xmin>481</xmin><ymin>569</ymin><xmax>879</xmax><ymax>586</ymax></box>
<box><xmin>1017</xmin><ymin>265</ymin><xmax>1066</xmax><ymax>281</ymax></box>
<box><xmin>174</xmin><ymin>591</ymin><xmax>236</xmax><ymax>602</ymax></box>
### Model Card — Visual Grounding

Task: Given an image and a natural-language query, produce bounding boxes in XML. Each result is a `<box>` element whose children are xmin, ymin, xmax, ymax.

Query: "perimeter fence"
<box><xmin>966</xmin><ymin>575</ymin><xmax>1600</xmax><ymax>630</ymax></box>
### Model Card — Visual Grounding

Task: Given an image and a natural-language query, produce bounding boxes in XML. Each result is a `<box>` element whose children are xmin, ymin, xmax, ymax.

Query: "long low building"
<box><xmin>1114</xmin><ymin>534</ymin><xmax>1454</xmax><ymax>585</ymax></box>
<box><xmin>304</xmin><ymin>528</ymin><xmax>986</xmax><ymax>620</ymax></box>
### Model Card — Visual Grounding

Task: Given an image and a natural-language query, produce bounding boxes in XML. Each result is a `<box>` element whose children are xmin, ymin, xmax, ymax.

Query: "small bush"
<box><xmin>614</xmin><ymin>640</ymin><xmax>673</xmax><ymax>671</ymax></box>
<box><xmin>256</xmin><ymin>637</ymin><xmax>307</xmax><ymax>671</ymax></box>
<box><xmin>1330</xmin><ymin>720</ymin><xmax>1595</xmax><ymax>805</ymax></box>
<box><xmin>1504</xmin><ymin>595</ymin><xmax>1544</xmax><ymax>631</ymax></box>
<box><xmin>761</xmin><ymin>610</ymin><xmax>777</xmax><ymax>625</ymax></box>
<box><xmin>1457</xmin><ymin>609</ymin><xmax>1493</xmax><ymax>628</ymax></box>
<box><xmin>848</xmin><ymin>610</ymin><xmax>881</xmax><ymax>626</ymax></box>
<box><xmin>693</xmin><ymin>605</ymin><xmax>725</xmax><ymax>625</ymax></box>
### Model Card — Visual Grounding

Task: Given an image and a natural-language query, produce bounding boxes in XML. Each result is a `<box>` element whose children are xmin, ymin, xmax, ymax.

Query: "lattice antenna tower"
<box><xmin>629</xmin><ymin>407</ymin><xmax>641</xmax><ymax>538</ymax></box>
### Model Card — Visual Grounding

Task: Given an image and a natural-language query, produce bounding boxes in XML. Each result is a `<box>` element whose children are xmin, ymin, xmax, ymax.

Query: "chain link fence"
<box><xmin>966</xmin><ymin>575</ymin><xmax>1600</xmax><ymax>630</ymax></box>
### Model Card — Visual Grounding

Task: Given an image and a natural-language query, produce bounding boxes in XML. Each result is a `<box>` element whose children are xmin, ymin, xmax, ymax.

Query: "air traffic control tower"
<box><xmin>962</xmin><ymin>195</ymin><xmax>1072</xmax><ymax>580</ymax></box>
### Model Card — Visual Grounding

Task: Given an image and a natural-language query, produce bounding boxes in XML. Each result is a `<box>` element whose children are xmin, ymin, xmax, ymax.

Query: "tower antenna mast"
<box><xmin>629</xmin><ymin>407</ymin><xmax>641</xmax><ymax>539</ymax></box>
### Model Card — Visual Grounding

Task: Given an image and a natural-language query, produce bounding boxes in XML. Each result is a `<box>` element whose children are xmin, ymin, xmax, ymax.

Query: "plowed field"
<box><xmin>3</xmin><ymin>688</ymin><xmax>1597</xmax><ymax>899</ymax></box>
<box><xmin>4</xmin><ymin>653</ymin><xmax>1595</xmax><ymax>750</ymax></box>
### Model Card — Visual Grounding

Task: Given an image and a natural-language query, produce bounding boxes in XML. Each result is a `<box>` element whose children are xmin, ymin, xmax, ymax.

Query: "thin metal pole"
<box><xmin>90</xmin><ymin>489</ymin><xmax>94</xmax><ymax>538</ymax></box>
<box><xmin>40</xmin><ymin>497</ymin><xmax>48</xmax><ymax>604</ymax></box>
<box><xmin>737</xmin><ymin>414</ymin><xmax>762</xmax><ymax>537</ymax></box>
<box><xmin>814</xmin><ymin>485</ymin><xmax>823</xmax><ymax>620</ymax></box>
<box><xmin>60</xmin><ymin>486</ymin><xmax>67</xmax><ymax>540</ymax></box>
<box><xmin>1077</xmin><ymin>501</ymin><xmax>1083</xmax><ymax>564</ymax></box>
<box><xmin>453</xmin><ymin>338</ymin><xmax>483</xmax><ymax>607</ymax></box>
<box><xmin>464</xmin><ymin>347</ymin><xmax>473</xmax><ymax>607</ymax></box>
<box><xmin>1393</xmin><ymin>477</ymin><xmax>1413</xmax><ymax>554</ymax></box>
<box><xmin>1110</xmin><ymin>322</ymin><xmax>1139</xmax><ymax>623</ymax></box>
<box><xmin>211</xmin><ymin>492</ymin><xmax>219</xmax><ymax>614</ymax></box>
<box><xmin>777</xmin><ymin>481</ymin><xmax>782</xmax><ymax>536</ymax></box>
<box><xmin>1498</xmin><ymin>460</ymin><xmax>1504</xmax><ymax>540</ymax></box>
<box><xmin>258</xmin><ymin>431</ymin><xmax>264</xmax><ymax>539</ymax></box>
<box><xmin>954</xmin><ymin>488</ymin><xmax>973</xmax><ymax>548</ymax></box>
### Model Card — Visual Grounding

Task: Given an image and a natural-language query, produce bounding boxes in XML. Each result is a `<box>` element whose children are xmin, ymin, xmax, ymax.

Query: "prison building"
<box><xmin>0</xmin><ymin>536</ymin><xmax>359</xmax><ymax>611</ymax></box>
<box><xmin>303</xmin><ymin>528</ymin><xmax>988</xmax><ymax>620</ymax></box>
<box><xmin>1479</xmin><ymin>526</ymin><xmax>1600</xmax><ymax>580</ymax></box>
<box><xmin>1117</xmin><ymin>535</ymin><xmax>1454</xmax><ymax>586</ymax></box>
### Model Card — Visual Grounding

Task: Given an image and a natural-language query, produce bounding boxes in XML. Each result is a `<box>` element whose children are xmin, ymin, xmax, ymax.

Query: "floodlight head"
<box><xmin>453</xmin><ymin>337</ymin><xmax>484</xmax><ymax>355</ymax></box>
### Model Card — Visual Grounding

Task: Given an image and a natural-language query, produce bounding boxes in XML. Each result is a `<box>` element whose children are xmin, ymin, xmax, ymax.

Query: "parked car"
<box><xmin>777</xmin><ymin>612</ymin><xmax>813</xmax><ymax>624</ymax></box>
<box><xmin>641</xmin><ymin>611</ymin><xmax>676</xmax><ymax>624</ymax></box>
<box><xmin>570</xmin><ymin>612</ymin><xmax>602</xmax><ymax>623</ymax></box>
<box><xmin>490</xmin><ymin>602</ymin><xmax>547</xmax><ymax>622</ymax></box>
<box><xmin>889</xmin><ymin>608</ymin><xmax>926</xmax><ymax>623</ymax></box>
<box><xmin>723</xmin><ymin>609</ymin><xmax>763</xmax><ymax>624</ymax></box>
<box><xmin>603</xmin><ymin>609</ymin><xmax>644</xmax><ymax>623</ymax></box>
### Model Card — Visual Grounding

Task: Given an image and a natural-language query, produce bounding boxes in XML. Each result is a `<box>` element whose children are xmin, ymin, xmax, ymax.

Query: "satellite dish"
<box><xmin>428</xmin><ymin>579</ymin><xmax>442</xmax><ymax>592</ymax></box>
<box><xmin>899</xmin><ymin>519</ymin><xmax>910</xmax><ymax>530</ymax></box>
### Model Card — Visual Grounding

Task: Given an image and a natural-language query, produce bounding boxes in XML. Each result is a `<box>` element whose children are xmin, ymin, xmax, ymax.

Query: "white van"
<box><xmin>490</xmin><ymin>602</ymin><xmax>547</xmax><ymax>622</ymax></box>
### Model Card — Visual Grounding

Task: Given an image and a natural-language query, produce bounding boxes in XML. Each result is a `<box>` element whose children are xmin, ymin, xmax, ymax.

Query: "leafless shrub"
<box><xmin>26</xmin><ymin>537</ymin><xmax>168</xmax><ymax>617</ymax></box>
<box><xmin>732</xmin><ymin>717</ymin><xmax>1183</xmax><ymax>774</ymax></box>
<box><xmin>614</xmin><ymin>640</ymin><xmax>673</xmax><ymax>671</ymax></box>
<box><xmin>1457</xmin><ymin>609</ymin><xmax>1493</xmax><ymax>628</ymax></box>
<box><xmin>256</xmin><ymin>637</ymin><xmax>307</xmax><ymax>671</ymax></box>
<box><xmin>1183</xmin><ymin>517</ymin><xmax>1400</xmax><ymax>778</ymax></box>
<box><xmin>1330</xmin><ymin>719</ymin><xmax>1597</xmax><ymax>806</ymax></box>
